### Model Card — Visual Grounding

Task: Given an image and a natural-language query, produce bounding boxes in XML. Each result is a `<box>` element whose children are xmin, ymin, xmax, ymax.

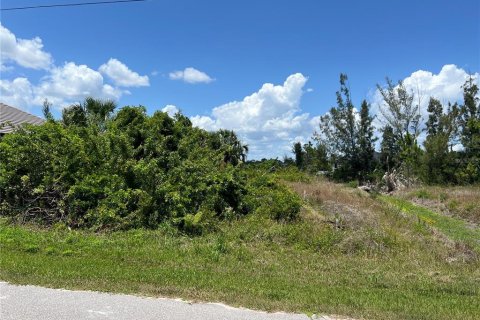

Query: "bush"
<box><xmin>262</xmin><ymin>186</ymin><xmax>301</xmax><ymax>221</ymax></box>
<box><xmin>245</xmin><ymin>175</ymin><xmax>301</xmax><ymax>222</ymax></box>
<box><xmin>346</xmin><ymin>180</ymin><xmax>359</xmax><ymax>188</ymax></box>
<box><xmin>0</xmin><ymin>99</ymin><xmax>298</xmax><ymax>231</ymax></box>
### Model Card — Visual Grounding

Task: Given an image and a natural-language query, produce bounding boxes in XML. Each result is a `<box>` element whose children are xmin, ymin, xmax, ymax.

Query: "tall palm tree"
<box><xmin>218</xmin><ymin>130</ymin><xmax>248</xmax><ymax>165</ymax></box>
<box><xmin>62</xmin><ymin>97</ymin><xmax>116</xmax><ymax>131</ymax></box>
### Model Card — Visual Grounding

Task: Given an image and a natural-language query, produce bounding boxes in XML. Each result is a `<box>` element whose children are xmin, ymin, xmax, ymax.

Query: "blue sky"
<box><xmin>1</xmin><ymin>0</ymin><xmax>479</xmax><ymax>158</ymax></box>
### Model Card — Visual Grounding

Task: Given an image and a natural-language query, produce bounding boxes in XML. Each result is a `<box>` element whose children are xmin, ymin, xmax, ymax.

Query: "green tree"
<box><xmin>425</xmin><ymin>98</ymin><xmax>443</xmax><ymax>136</ymax></box>
<box><xmin>42</xmin><ymin>99</ymin><xmax>54</xmax><ymax>122</ymax></box>
<box><xmin>379</xmin><ymin>125</ymin><xmax>400</xmax><ymax>172</ymax></box>
<box><xmin>377</xmin><ymin>78</ymin><xmax>423</xmax><ymax>182</ymax></box>
<box><xmin>62</xmin><ymin>97</ymin><xmax>116</xmax><ymax>130</ymax></box>
<box><xmin>217</xmin><ymin>130</ymin><xmax>248</xmax><ymax>165</ymax></box>
<box><xmin>399</xmin><ymin>133</ymin><xmax>422</xmax><ymax>185</ymax></box>
<box><xmin>358</xmin><ymin>100</ymin><xmax>377</xmax><ymax>181</ymax></box>
<box><xmin>62</xmin><ymin>104</ymin><xmax>87</xmax><ymax>127</ymax></box>
<box><xmin>292</xmin><ymin>141</ymin><xmax>304</xmax><ymax>169</ymax></box>
<box><xmin>319</xmin><ymin>74</ymin><xmax>361</xmax><ymax>181</ymax></box>
<box><xmin>458</xmin><ymin>77</ymin><xmax>480</xmax><ymax>182</ymax></box>
<box><xmin>422</xmin><ymin>98</ymin><xmax>459</xmax><ymax>184</ymax></box>
<box><xmin>302</xmin><ymin>141</ymin><xmax>329</xmax><ymax>173</ymax></box>
<box><xmin>377</xmin><ymin>78</ymin><xmax>421</xmax><ymax>144</ymax></box>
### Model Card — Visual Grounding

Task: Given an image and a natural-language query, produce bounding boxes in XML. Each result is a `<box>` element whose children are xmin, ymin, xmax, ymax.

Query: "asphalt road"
<box><xmin>0</xmin><ymin>282</ymin><xmax>335</xmax><ymax>320</ymax></box>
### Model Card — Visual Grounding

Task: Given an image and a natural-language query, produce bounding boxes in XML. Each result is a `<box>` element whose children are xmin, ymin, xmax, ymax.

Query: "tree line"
<box><xmin>292</xmin><ymin>74</ymin><xmax>480</xmax><ymax>185</ymax></box>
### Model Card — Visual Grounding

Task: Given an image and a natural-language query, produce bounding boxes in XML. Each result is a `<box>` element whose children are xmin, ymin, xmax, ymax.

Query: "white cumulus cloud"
<box><xmin>0</xmin><ymin>23</ymin><xmax>52</xmax><ymax>70</ymax></box>
<box><xmin>169</xmin><ymin>67</ymin><xmax>214</xmax><ymax>84</ymax></box>
<box><xmin>1</xmin><ymin>27</ymin><xmax>149</xmax><ymax>111</ymax></box>
<box><xmin>370</xmin><ymin>64</ymin><xmax>479</xmax><ymax>146</ymax></box>
<box><xmin>162</xmin><ymin>104</ymin><xmax>180</xmax><ymax>117</ymax></box>
<box><xmin>0</xmin><ymin>78</ymin><xmax>36</xmax><ymax>111</ymax></box>
<box><xmin>372</xmin><ymin>64</ymin><xmax>479</xmax><ymax>120</ymax></box>
<box><xmin>34</xmin><ymin>62</ymin><xmax>123</xmax><ymax>108</ymax></box>
<box><xmin>402</xmin><ymin>64</ymin><xmax>478</xmax><ymax>106</ymax></box>
<box><xmin>99</xmin><ymin>58</ymin><xmax>149</xmax><ymax>87</ymax></box>
<box><xmin>1</xmin><ymin>62</ymin><xmax>124</xmax><ymax>110</ymax></box>
<box><xmin>191</xmin><ymin>73</ymin><xmax>313</xmax><ymax>159</ymax></box>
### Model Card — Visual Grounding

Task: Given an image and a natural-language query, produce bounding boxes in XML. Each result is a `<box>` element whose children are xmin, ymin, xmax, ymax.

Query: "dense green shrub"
<box><xmin>244</xmin><ymin>174</ymin><xmax>301</xmax><ymax>222</ymax></box>
<box><xmin>0</xmin><ymin>99</ymin><xmax>296</xmax><ymax>231</ymax></box>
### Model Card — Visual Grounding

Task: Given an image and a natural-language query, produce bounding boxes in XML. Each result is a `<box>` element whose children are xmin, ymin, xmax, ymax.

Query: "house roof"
<box><xmin>0</xmin><ymin>103</ymin><xmax>45</xmax><ymax>134</ymax></box>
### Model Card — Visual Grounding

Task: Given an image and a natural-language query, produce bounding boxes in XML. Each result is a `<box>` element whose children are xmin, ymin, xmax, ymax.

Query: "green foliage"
<box><xmin>457</xmin><ymin>77</ymin><xmax>480</xmax><ymax>183</ymax></box>
<box><xmin>0</xmin><ymin>98</ymin><xmax>291</xmax><ymax>231</ymax></box>
<box><xmin>61</xmin><ymin>97</ymin><xmax>116</xmax><ymax>130</ymax></box>
<box><xmin>346</xmin><ymin>180</ymin><xmax>359</xmax><ymax>188</ymax></box>
<box><xmin>42</xmin><ymin>99</ymin><xmax>54</xmax><ymax>122</ymax></box>
<box><xmin>317</xmin><ymin>75</ymin><xmax>376</xmax><ymax>182</ymax></box>
<box><xmin>2</xmin><ymin>178</ymin><xmax>479</xmax><ymax>320</ymax></box>
<box><xmin>292</xmin><ymin>142</ymin><xmax>303</xmax><ymax>168</ymax></box>
<box><xmin>379</xmin><ymin>125</ymin><xmax>400</xmax><ymax>171</ymax></box>
<box><xmin>0</xmin><ymin>122</ymin><xmax>89</xmax><ymax>224</ymax></box>
<box><xmin>244</xmin><ymin>160</ymin><xmax>311</xmax><ymax>183</ymax></box>
<box><xmin>399</xmin><ymin>133</ymin><xmax>423</xmax><ymax>184</ymax></box>
<box><xmin>303</xmin><ymin>141</ymin><xmax>330</xmax><ymax>174</ymax></box>
<box><xmin>291</xmin><ymin>141</ymin><xmax>329</xmax><ymax>174</ymax></box>
<box><xmin>244</xmin><ymin>174</ymin><xmax>301</xmax><ymax>221</ymax></box>
<box><xmin>378</xmin><ymin>76</ymin><xmax>479</xmax><ymax>185</ymax></box>
<box><xmin>216</xmin><ymin>129</ymin><xmax>249</xmax><ymax>165</ymax></box>
<box><xmin>181</xmin><ymin>210</ymin><xmax>214</xmax><ymax>235</ymax></box>
<box><xmin>260</xmin><ymin>185</ymin><xmax>301</xmax><ymax>221</ymax></box>
<box><xmin>414</xmin><ymin>189</ymin><xmax>431</xmax><ymax>199</ymax></box>
<box><xmin>376</xmin><ymin>78</ymin><xmax>421</xmax><ymax>143</ymax></box>
<box><xmin>289</xmin><ymin>76</ymin><xmax>478</xmax><ymax>187</ymax></box>
<box><xmin>273</xmin><ymin>166</ymin><xmax>312</xmax><ymax>183</ymax></box>
<box><xmin>382</xmin><ymin>196</ymin><xmax>480</xmax><ymax>251</ymax></box>
<box><xmin>422</xmin><ymin>98</ymin><xmax>459</xmax><ymax>184</ymax></box>
<box><xmin>358</xmin><ymin>100</ymin><xmax>377</xmax><ymax>182</ymax></box>
<box><xmin>319</xmin><ymin>74</ymin><xmax>360</xmax><ymax>181</ymax></box>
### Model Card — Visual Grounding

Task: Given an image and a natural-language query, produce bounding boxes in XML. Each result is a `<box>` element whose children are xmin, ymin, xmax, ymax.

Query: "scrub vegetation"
<box><xmin>0</xmin><ymin>98</ymin><xmax>300</xmax><ymax>232</ymax></box>
<box><xmin>0</xmin><ymin>73</ymin><xmax>479</xmax><ymax>319</ymax></box>
<box><xmin>1</xmin><ymin>170</ymin><xmax>479</xmax><ymax>319</ymax></box>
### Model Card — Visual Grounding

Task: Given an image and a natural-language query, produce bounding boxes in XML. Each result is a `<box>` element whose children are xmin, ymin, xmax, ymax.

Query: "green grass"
<box><xmin>1</xmin><ymin>180</ymin><xmax>480</xmax><ymax>320</ymax></box>
<box><xmin>1</xmin><ymin>214</ymin><xmax>479</xmax><ymax>320</ymax></box>
<box><xmin>381</xmin><ymin>196</ymin><xmax>480</xmax><ymax>251</ymax></box>
<box><xmin>397</xmin><ymin>185</ymin><xmax>480</xmax><ymax>224</ymax></box>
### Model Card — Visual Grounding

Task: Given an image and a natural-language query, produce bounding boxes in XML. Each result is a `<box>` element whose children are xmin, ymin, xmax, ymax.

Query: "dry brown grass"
<box><xmin>286</xmin><ymin>178</ymin><xmax>480</xmax><ymax>262</ymax></box>
<box><xmin>286</xmin><ymin>178</ymin><xmax>423</xmax><ymax>255</ymax></box>
<box><xmin>397</xmin><ymin>185</ymin><xmax>480</xmax><ymax>225</ymax></box>
<box><xmin>287</xmin><ymin>178</ymin><xmax>383</xmax><ymax>228</ymax></box>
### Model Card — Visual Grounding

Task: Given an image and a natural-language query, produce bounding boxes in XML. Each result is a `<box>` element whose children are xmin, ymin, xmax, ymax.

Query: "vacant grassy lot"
<box><xmin>1</xmin><ymin>179</ymin><xmax>479</xmax><ymax>320</ymax></box>
<box><xmin>382</xmin><ymin>196</ymin><xmax>480</xmax><ymax>251</ymax></box>
<box><xmin>396</xmin><ymin>185</ymin><xmax>480</xmax><ymax>224</ymax></box>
